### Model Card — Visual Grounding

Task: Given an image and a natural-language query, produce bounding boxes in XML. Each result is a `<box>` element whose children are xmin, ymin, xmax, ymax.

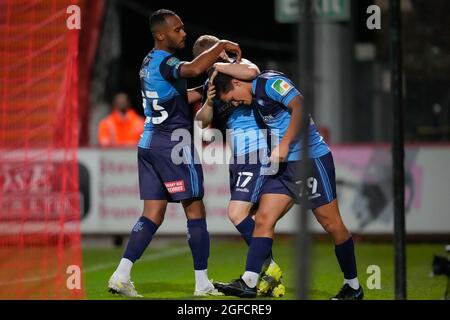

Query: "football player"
<box><xmin>108</xmin><ymin>9</ymin><xmax>241</xmax><ymax>297</ymax></box>
<box><xmin>211</xmin><ymin>70</ymin><xmax>363</xmax><ymax>300</ymax></box>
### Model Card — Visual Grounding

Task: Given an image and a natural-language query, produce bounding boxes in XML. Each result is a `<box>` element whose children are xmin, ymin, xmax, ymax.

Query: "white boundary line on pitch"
<box><xmin>84</xmin><ymin>247</ymin><xmax>190</xmax><ymax>273</ymax></box>
<box><xmin>0</xmin><ymin>246</ymin><xmax>190</xmax><ymax>287</ymax></box>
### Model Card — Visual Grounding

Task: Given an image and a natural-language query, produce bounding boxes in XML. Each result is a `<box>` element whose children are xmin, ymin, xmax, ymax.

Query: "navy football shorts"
<box><xmin>138</xmin><ymin>146</ymin><xmax>204</xmax><ymax>202</ymax></box>
<box><xmin>228</xmin><ymin>150</ymin><xmax>270</xmax><ymax>204</ymax></box>
<box><xmin>260</xmin><ymin>152</ymin><xmax>337</xmax><ymax>209</ymax></box>
<box><xmin>229</xmin><ymin>162</ymin><xmax>268</xmax><ymax>204</ymax></box>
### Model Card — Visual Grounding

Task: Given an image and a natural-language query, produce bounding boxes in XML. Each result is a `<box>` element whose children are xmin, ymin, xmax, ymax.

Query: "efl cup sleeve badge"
<box><xmin>166</xmin><ymin>57</ymin><xmax>180</xmax><ymax>67</ymax></box>
<box><xmin>272</xmin><ymin>79</ymin><xmax>292</xmax><ymax>96</ymax></box>
<box><xmin>164</xmin><ymin>180</ymin><xmax>186</xmax><ymax>194</ymax></box>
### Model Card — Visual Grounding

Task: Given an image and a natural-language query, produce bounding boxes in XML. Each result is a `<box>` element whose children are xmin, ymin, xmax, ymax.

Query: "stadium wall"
<box><xmin>76</xmin><ymin>145</ymin><xmax>450</xmax><ymax>236</ymax></box>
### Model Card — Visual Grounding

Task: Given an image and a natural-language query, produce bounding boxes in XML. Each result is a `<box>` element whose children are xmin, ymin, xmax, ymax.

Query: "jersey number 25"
<box><xmin>142</xmin><ymin>91</ymin><xmax>168</xmax><ymax>125</ymax></box>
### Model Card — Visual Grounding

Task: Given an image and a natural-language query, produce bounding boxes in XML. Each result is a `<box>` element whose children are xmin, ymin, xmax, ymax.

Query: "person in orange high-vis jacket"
<box><xmin>98</xmin><ymin>93</ymin><xmax>145</xmax><ymax>147</ymax></box>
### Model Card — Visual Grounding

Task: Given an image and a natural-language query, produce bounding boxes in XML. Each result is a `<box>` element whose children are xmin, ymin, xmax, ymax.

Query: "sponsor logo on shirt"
<box><xmin>262</xmin><ymin>115</ymin><xmax>275</xmax><ymax>122</ymax></box>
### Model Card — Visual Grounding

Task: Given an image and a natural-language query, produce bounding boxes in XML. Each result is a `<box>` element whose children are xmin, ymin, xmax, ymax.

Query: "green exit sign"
<box><xmin>275</xmin><ymin>0</ymin><xmax>351</xmax><ymax>23</ymax></box>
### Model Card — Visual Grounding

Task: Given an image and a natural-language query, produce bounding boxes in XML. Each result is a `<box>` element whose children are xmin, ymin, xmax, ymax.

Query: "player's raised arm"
<box><xmin>264</xmin><ymin>76</ymin><xmax>304</xmax><ymax>163</ymax></box>
<box><xmin>280</xmin><ymin>93</ymin><xmax>305</xmax><ymax>149</ymax></box>
<box><xmin>187</xmin><ymin>85</ymin><xmax>203</xmax><ymax>104</ymax></box>
<box><xmin>269</xmin><ymin>96</ymin><xmax>304</xmax><ymax>163</ymax></box>
<box><xmin>195</xmin><ymin>70</ymin><xmax>219</xmax><ymax>128</ymax></box>
<box><xmin>213</xmin><ymin>59</ymin><xmax>260</xmax><ymax>81</ymax></box>
<box><xmin>179</xmin><ymin>40</ymin><xmax>241</xmax><ymax>78</ymax></box>
<box><xmin>195</xmin><ymin>85</ymin><xmax>215</xmax><ymax>129</ymax></box>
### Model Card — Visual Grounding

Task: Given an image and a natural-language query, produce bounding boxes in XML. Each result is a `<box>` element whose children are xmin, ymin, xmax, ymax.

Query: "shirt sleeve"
<box><xmin>264</xmin><ymin>76</ymin><xmax>301</xmax><ymax>107</ymax></box>
<box><xmin>159</xmin><ymin>55</ymin><xmax>185</xmax><ymax>82</ymax></box>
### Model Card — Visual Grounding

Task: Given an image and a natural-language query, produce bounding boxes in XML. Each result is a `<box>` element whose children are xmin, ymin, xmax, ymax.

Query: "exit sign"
<box><xmin>275</xmin><ymin>0</ymin><xmax>351</xmax><ymax>23</ymax></box>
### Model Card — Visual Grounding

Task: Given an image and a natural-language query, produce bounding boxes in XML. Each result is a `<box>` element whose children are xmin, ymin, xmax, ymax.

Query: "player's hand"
<box><xmin>220</xmin><ymin>40</ymin><xmax>241</xmax><ymax>63</ymax></box>
<box><xmin>206</xmin><ymin>69</ymin><xmax>218</xmax><ymax>106</ymax></box>
<box><xmin>209</xmin><ymin>68</ymin><xmax>219</xmax><ymax>84</ymax></box>
<box><xmin>270</xmin><ymin>142</ymin><xmax>290</xmax><ymax>163</ymax></box>
<box><xmin>206</xmin><ymin>84</ymin><xmax>216</xmax><ymax>106</ymax></box>
<box><xmin>213</xmin><ymin>62</ymin><xmax>226</xmax><ymax>73</ymax></box>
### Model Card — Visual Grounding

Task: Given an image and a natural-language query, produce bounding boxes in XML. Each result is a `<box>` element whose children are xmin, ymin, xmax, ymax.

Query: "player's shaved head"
<box><xmin>149</xmin><ymin>9</ymin><xmax>186</xmax><ymax>51</ymax></box>
<box><xmin>149</xmin><ymin>9</ymin><xmax>177</xmax><ymax>33</ymax></box>
<box><xmin>193</xmin><ymin>35</ymin><xmax>230</xmax><ymax>63</ymax></box>
<box><xmin>193</xmin><ymin>35</ymin><xmax>220</xmax><ymax>58</ymax></box>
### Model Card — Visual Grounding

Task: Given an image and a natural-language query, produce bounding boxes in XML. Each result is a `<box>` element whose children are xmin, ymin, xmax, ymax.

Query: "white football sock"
<box><xmin>195</xmin><ymin>269</ymin><xmax>211</xmax><ymax>291</ymax></box>
<box><xmin>114</xmin><ymin>258</ymin><xmax>133</xmax><ymax>280</ymax></box>
<box><xmin>344</xmin><ymin>277</ymin><xmax>360</xmax><ymax>290</ymax></box>
<box><xmin>242</xmin><ymin>271</ymin><xmax>259</xmax><ymax>288</ymax></box>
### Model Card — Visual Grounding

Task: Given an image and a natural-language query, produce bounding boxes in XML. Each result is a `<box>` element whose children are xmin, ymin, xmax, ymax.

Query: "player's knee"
<box><xmin>322</xmin><ymin>218</ymin><xmax>345</xmax><ymax>235</ymax></box>
<box><xmin>183</xmin><ymin>199</ymin><xmax>206</xmax><ymax>219</ymax></box>
<box><xmin>322</xmin><ymin>221</ymin><xmax>337</xmax><ymax>234</ymax></box>
<box><xmin>255</xmin><ymin>210</ymin><xmax>275</xmax><ymax>230</ymax></box>
<box><xmin>228</xmin><ymin>207</ymin><xmax>248</xmax><ymax>225</ymax></box>
<box><xmin>142</xmin><ymin>211</ymin><xmax>164</xmax><ymax>226</ymax></box>
<box><xmin>227</xmin><ymin>210</ymin><xmax>240</xmax><ymax>225</ymax></box>
<box><xmin>227</xmin><ymin>201</ymin><xmax>253</xmax><ymax>225</ymax></box>
<box><xmin>185</xmin><ymin>211</ymin><xmax>205</xmax><ymax>220</ymax></box>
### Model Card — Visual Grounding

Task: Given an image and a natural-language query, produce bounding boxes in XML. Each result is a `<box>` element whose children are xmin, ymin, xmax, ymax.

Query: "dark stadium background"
<box><xmin>92</xmin><ymin>0</ymin><xmax>450</xmax><ymax>145</ymax></box>
<box><xmin>116</xmin><ymin>0</ymin><xmax>296</xmax><ymax>106</ymax></box>
<box><xmin>111</xmin><ymin>0</ymin><xmax>375</xmax><ymax>122</ymax></box>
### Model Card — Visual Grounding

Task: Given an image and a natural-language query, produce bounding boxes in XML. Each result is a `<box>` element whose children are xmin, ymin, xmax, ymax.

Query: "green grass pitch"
<box><xmin>83</xmin><ymin>238</ymin><xmax>448</xmax><ymax>300</ymax></box>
